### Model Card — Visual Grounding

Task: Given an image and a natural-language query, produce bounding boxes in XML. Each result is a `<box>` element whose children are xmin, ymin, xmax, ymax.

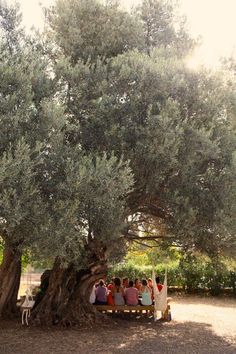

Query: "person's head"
<box><xmin>129</xmin><ymin>280</ymin><xmax>134</xmax><ymax>287</ymax></box>
<box><xmin>108</xmin><ymin>278</ymin><xmax>114</xmax><ymax>285</ymax></box>
<box><xmin>122</xmin><ymin>277</ymin><xmax>129</xmax><ymax>287</ymax></box>
<box><xmin>156</xmin><ymin>276</ymin><xmax>160</xmax><ymax>284</ymax></box>
<box><xmin>148</xmin><ymin>278</ymin><xmax>153</xmax><ymax>287</ymax></box>
<box><xmin>107</xmin><ymin>283</ymin><xmax>113</xmax><ymax>290</ymax></box>
<box><xmin>141</xmin><ymin>279</ymin><xmax>147</xmax><ymax>286</ymax></box>
<box><xmin>99</xmin><ymin>279</ymin><xmax>105</xmax><ymax>287</ymax></box>
<box><xmin>114</xmin><ymin>277</ymin><xmax>121</xmax><ymax>287</ymax></box>
<box><xmin>134</xmin><ymin>278</ymin><xmax>139</xmax><ymax>286</ymax></box>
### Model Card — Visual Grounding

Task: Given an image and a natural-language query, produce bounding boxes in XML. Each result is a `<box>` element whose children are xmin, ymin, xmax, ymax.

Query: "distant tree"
<box><xmin>137</xmin><ymin>0</ymin><xmax>195</xmax><ymax>55</ymax></box>
<box><xmin>46</xmin><ymin>0</ymin><xmax>143</xmax><ymax>63</ymax></box>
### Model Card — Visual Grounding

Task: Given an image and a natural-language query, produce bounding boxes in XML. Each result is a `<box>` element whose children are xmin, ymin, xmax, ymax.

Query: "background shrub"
<box><xmin>108</xmin><ymin>255</ymin><xmax>236</xmax><ymax>296</ymax></box>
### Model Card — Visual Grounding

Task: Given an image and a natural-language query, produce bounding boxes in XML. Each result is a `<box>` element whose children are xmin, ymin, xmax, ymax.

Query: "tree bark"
<box><xmin>32</xmin><ymin>241</ymin><xmax>108</xmax><ymax>326</ymax></box>
<box><xmin>62</xmin><ymin>261</ymin><xmax>108</xmax><ymax>326</ymax></box>
<box><xmin>32</xmin><ymin>257</ymin><xmax>77</xmax><ymax>325</ymax></box>
<box><xmin>0</xmin><ymin>246</ymin><xmax>21</xmax><ymax>318</ymax></box>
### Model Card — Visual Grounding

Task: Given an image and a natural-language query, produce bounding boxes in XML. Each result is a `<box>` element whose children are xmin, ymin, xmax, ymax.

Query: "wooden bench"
<box><xmin>94</xmin><ymin>303</ymin><xmax>171</xmax><ymax>320</ymax></box>
<box><xmin>95</xmin><ymin>304</ymin><xmax>154</xmax><ymax>313</ymax></box>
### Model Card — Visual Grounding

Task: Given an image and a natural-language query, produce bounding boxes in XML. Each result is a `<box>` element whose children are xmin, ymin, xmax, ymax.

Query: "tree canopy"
<box><xmin>0</xmin><ymin>0</ymin><xmax>235</xmax><ymax>323</ymax></box>
<box><xmin>40</xmin><ymin>0</ymin><xmax>236</xmax><ymax>263</ymax></box>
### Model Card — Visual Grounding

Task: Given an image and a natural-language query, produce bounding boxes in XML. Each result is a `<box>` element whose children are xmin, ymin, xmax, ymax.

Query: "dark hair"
<box><xmin>129</xmin><ymin>280</ymin><xmax>134</xmax><ymax>287</ymax></box>
<box><xmin>99</xmin><ymin>279</ymin><xmax>104</xmax><ymax>286</ymax></box>
<box><xmin>156</xmin><ymin>276</ymin><xmax>160</xmax><ymax>284</ymax></box>
<box><xmin>142</xmin><ymin>279</ymin><xmax>147</xmax><ymax>286</ymax></box>
<box><xmin>134</xmin><ymin>278</ymin><xmax>139</xmax><ymax>284</ymax></box>
<box><xmin>108</xmin><ymin>277</ymin><xmax>115</xmax><ymax>284</ymax></box>
<box><xmin>114</xmin><ymin>277</ymin><xmax>121</xmax><ymax>287</ymax></box>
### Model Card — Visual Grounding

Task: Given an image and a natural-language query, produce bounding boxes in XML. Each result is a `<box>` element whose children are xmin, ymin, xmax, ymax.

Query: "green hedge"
<box><xmin>108</xmin><ymin>259</ymin><xmax>236</xmax><ymax>296</ymax></box>
<box><xmin>107</xmin><ymin>262</ymin><xmax>183</xmax><ymax>287</ymax></box>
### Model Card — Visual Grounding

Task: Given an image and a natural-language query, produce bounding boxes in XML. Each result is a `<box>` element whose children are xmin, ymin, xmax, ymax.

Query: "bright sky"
<box><xmin>5</xmin><ymin>0</ymin><xmax>236</xmax><ymax>68</ymax></box>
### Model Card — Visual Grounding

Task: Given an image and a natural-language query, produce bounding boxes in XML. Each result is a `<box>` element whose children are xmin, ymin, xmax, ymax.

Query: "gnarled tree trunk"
<box><xmin>32</xmin><ymin>241</ymin><xmax>108</xmax><ymax>326</ymax></box>
<box><xmin>62</xmin><ymin>261</ymin><xmax>108</xmax><ymax>325</ymax></box>
<box><xmin>0</xmin><ymin>246</ymin><xmax>21</xmax><ymax>318</ymax></box>
<box><xmin>32</xmin><ymin>257</ymin><xmax>77</xmax><ymax>325</ymax></box>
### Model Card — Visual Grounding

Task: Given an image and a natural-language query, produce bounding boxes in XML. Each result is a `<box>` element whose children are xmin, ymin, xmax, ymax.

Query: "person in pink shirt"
<box><xmin>124</xmin><ymin>280</ymin><xmax>139</xmax><ymax>305</ymax></box>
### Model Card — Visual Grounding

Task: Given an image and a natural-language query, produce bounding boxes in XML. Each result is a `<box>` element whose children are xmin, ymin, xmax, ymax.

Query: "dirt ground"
<box><xmin>0</xmin><ymin>295</ymin><xmax>235</xmax><ymax>354</ymax></box>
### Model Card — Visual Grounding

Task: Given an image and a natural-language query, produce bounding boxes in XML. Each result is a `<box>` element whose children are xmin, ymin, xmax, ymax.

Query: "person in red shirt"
<box><xmin>107</xmin><ymin>279</ymin><xmax>115</xmax><ymax>305</ymax></box>
<box><xmin>156</xmin><ymin>276</ymin><xmax>163</xmax><ymax>292</ymax></box>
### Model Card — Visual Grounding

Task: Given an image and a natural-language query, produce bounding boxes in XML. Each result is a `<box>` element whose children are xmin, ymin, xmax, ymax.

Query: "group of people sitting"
<box><xmin>90</xmin><ymin>276</ymin><xmax>163</xmax><ymax>306</ymax></box>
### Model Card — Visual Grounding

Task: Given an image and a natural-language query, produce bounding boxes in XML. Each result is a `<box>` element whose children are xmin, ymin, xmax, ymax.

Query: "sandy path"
<box><xmin>172</xmin><ymin>296</ymin><xmax>236</xmax><ymax>345</ymax></box>
<box><xmin>0</xmin><ymin>296</ymin><xmax>235</xmax><ymax>354</ymax></box>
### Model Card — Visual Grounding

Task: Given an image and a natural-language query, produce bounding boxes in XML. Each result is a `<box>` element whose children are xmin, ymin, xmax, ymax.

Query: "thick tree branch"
<box><xmin>124</xmin><ymin>231</ymin><xmax>175</xmax><ymax>241</ymax></box>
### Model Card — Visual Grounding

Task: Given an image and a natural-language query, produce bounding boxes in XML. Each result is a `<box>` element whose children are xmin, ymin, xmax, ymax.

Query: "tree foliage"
<box><xmin>1</xmin><ymin>0</ymin><xmax>235</xmax><ymax>263</ymax></box>
<box><xmin>51</xmin><ymin>48</ymin><xmax>236</xmax><ymax>255</ymax></box>
<box><xmin>0</xmin><ymin>0</ymin><xmax>236</xmax><ymax>323</ymax></box>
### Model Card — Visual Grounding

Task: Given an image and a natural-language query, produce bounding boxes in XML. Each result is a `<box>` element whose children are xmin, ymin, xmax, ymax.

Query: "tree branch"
<box><xmin>124</xmin><ymin>232</ymin><xmax>175</xmax><ymax>241</ymax></box>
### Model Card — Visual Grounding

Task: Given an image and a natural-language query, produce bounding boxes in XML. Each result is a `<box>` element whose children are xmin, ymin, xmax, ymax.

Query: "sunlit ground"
<box><xmin>1</xmin><ymin>295</ymin><xmax>236</xmax><ymax>354</ymax></box>
<box><xmin>172</xmin><ymin>296</ymin><xmax>236</xmax><ymax>345</ymax></box>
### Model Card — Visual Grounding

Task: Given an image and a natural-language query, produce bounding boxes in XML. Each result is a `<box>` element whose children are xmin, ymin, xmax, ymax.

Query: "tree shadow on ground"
<box><xmin>0</xmin><ymin>318</ymin><xmax>235</xmax><ymax>354</ymax></box>
<box><xmin>110</xmin><ymin>319</ymin><xmax>236</xmax><ymax>354</ymax></box>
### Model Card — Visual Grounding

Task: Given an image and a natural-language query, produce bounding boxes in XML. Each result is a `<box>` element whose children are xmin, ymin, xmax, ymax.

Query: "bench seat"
<box><xmin>94</xmin><ymin>300</ymin><xmax>171</xmax><ymax>320</ymax></box>
<box><xmin>94</xmin><ymin>304</ymin><xmax>155</xmax><ymax>312</ymax></box>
